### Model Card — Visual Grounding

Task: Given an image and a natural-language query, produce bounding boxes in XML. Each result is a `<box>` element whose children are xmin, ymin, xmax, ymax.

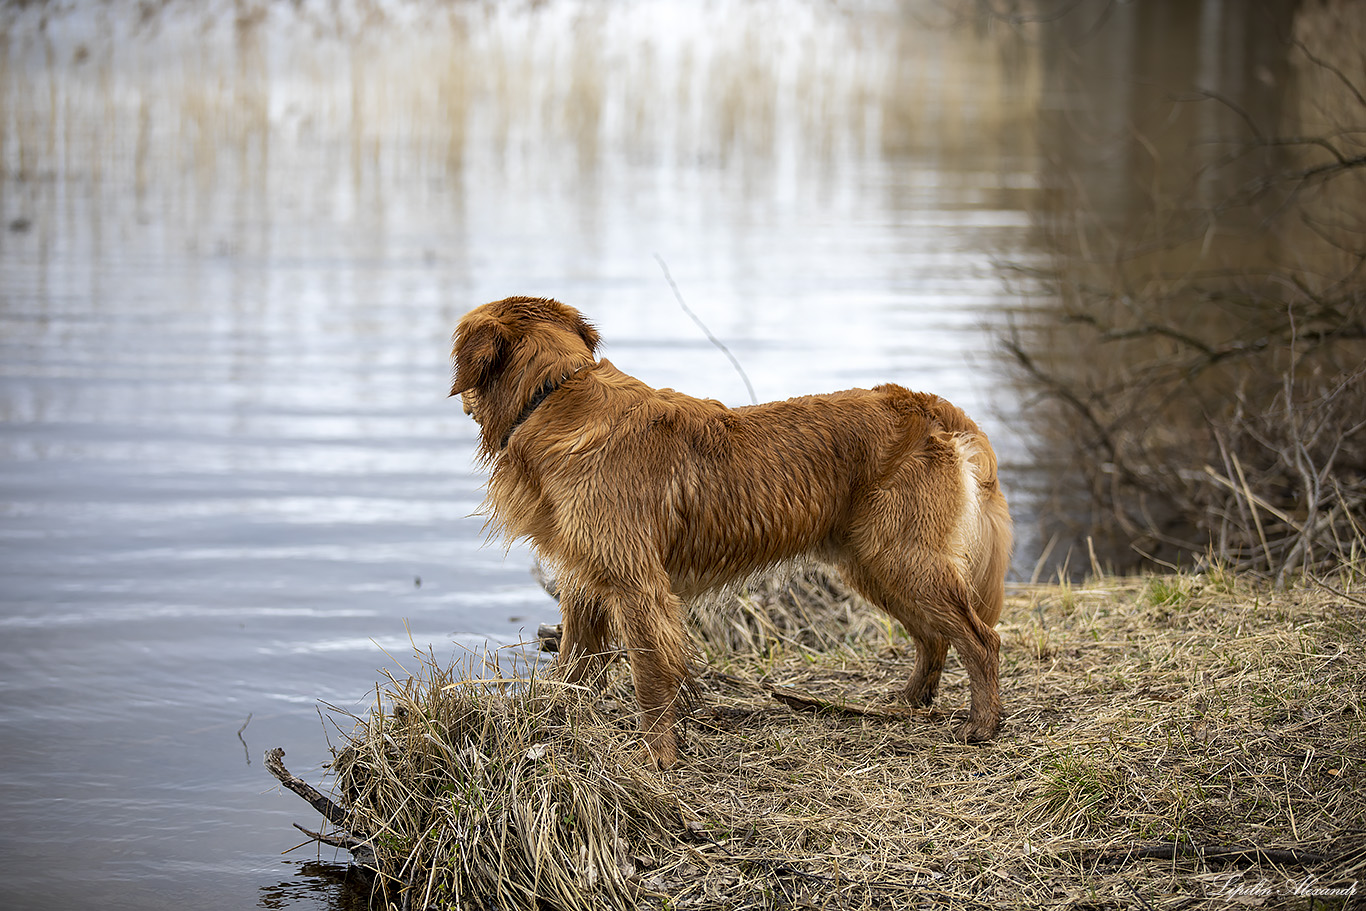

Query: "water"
<box><xmin>0</xmin><ymin>1</ymin><xmax>1307</xmax><ymax>907</ymax></box>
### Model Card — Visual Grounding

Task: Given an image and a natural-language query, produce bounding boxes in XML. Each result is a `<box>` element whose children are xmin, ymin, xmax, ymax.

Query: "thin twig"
<box><xmin>654</xmin><ymin>254</ymin><xmax>758</xmax><ymax>405</ymax></box>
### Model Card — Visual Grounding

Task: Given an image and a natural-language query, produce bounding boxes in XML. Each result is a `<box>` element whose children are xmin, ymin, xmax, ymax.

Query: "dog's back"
<box><xmin>628</xmin><ymin>382</ymin><xmax>1008</xmax><ymax>609</ymax></box>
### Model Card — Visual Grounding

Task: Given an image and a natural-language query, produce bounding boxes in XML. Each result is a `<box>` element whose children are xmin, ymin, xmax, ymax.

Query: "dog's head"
<box><xmin>450</xmin><ymin>296</ymin><xmax>600</xmax><ymax>455</ymax></box>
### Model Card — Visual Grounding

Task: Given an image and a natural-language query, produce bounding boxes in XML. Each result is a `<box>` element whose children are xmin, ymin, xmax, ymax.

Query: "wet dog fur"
<box><xmin>451</xmin><ymin>296</ymin><xmax>1012</xmax><ymax>769</ymax></box>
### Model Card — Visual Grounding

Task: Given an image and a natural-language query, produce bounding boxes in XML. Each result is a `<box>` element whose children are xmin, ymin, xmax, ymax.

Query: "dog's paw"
<box><xmin>956</xmin><ymin>717</ymin><xmax>1002</xmax><ymax>743</ymax></box>
<box><xmin>638</xmin><ymin>746</ymin><xmax>678</xmax><ymax>771</ymax></box>
<box><xmin>641</xmin><ymin>733</ymin><xmax>679</xmax><ymax>771</ymax></box>
<box><xmin>900</xmin><ymin>681</ymin><xmax>938</xmax><ymax>708</ymax></box>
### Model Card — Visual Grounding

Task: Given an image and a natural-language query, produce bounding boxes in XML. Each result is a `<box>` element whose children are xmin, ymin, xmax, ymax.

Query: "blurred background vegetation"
<box><xmin>1001</xmin><ymin>0</ymin><xmax>1365</xmax><ymax>581</ymax></box>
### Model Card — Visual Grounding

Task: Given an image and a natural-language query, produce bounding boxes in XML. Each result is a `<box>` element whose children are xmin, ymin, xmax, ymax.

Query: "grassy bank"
<box><xmin>277</xmin><ymin>572</ymin><xmax>1366</xmax><ymax>909</ymax></box>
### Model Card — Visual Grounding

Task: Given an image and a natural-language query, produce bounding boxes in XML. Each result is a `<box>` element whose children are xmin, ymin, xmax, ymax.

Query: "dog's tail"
<box><xmin>951</xmin><ymin>432</ymin><xmax>1013</xmax><ymax>628</ymax></box>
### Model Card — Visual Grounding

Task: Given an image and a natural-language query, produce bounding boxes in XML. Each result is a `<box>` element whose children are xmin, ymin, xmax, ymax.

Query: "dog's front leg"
<box><xmin>617</xmin><ymin>590</ymin><xmax>690</xmax><ymax>771</ymax></box>
<box><xmin>555</xmin><ymin>593</ymin><xmax>612</xmax><ymax>687</ymax></box>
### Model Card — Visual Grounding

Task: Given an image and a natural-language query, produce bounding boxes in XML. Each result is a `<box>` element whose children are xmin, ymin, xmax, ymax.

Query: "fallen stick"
<box><xmin>768</xmin><ymin>685</ymin><xmax>919</xmax><ymax>720</ymax></box>
<box><xmin>531</xmin><ymin>645</ymin><xmax>920</xmax><ymax>721</ymax></box>
<box><xmin>1089</xmin><ymin>843</ymin><xmax>1329</xmax><ymax>868</ymax></box>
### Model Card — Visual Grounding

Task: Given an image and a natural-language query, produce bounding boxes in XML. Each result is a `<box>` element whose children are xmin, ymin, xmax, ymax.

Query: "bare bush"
<box><xmin>1005</xmin><ymin>5</ymin><xmax>1366</xmax><ymax>581</ymax></box>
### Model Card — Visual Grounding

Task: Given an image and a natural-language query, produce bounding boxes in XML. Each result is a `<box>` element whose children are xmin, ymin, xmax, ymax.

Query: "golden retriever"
<box><xmin>451</xmin><ymin>296</ymin><xmax>1012</xmax><ymax>769</ymax></box>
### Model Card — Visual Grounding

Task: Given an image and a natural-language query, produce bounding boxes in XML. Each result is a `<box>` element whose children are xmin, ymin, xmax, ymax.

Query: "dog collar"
<box><xmin>498</xmin><ymin>365</ymin><xmax>587</xmax><ymax>451</ymax></box>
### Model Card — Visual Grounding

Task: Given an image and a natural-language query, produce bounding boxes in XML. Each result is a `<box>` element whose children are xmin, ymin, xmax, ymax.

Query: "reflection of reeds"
<box><xmin>0</xmin><ymin>1</ymin><xmax>1040</xmax><ymax>207</ymax></box>
<box><xmin>274</xmin><ymin>572</ymin><xmax>1366</xmax><ymax>909</ymax></box>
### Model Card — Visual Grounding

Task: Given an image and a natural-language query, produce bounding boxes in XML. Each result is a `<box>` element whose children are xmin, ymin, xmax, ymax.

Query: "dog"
<box><xmin>451</xmin><ymin>296</ymin><xmax>1012</xmax><ymax>769</ymax></box>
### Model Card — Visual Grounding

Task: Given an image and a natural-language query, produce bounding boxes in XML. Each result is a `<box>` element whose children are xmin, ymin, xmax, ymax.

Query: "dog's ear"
<box><xmin>573</xmin><ymin>313</ymin><xmax>600</xmax><ymax>355</ymax></box>
<box><xmin>542</xmin><ymin>298</ymin><xmax>600</xmax><ymax>355</ymax></box>
<box><xmin>450</xmin><ymin>318</ymin><xmax>508</xmax><ymax>397</ymax></box>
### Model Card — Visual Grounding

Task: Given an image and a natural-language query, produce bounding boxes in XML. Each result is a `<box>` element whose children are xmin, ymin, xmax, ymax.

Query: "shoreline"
<box><xmin>269</xmin><ymin>571</ymin><xmax>1366</xmax><ymax>909</ymax></box>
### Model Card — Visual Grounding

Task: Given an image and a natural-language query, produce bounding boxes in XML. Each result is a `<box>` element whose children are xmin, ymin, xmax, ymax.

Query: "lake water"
<box><xmin>0</xmin><ymin>1</ymin><xmax>1309</xmax><ymax>907</ymax></box>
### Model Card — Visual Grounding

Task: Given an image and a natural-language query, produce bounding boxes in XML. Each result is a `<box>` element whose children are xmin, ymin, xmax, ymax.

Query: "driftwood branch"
<box><xmin>265</xmin><ymin>747</ymin><xmax>376</xmax><ymax>865</ymax></box>
<box><xmin>533</xmin><ymin>560</ymin><xmax>562</xmax><ymax>653</ymax></box>
<box><xmin>291</xmin><ymin>823</ymin><xmax>376</xmax><ymax>866</ymax></box>
<box><xmin>537</xmin><ymin>622</ymin><xmax>562</xmax><ymax>653</ymax></box>
<box><xmin>265</xmin><ymin>747</ymin><xmax>351</xmax><ymax>830</ymax></box>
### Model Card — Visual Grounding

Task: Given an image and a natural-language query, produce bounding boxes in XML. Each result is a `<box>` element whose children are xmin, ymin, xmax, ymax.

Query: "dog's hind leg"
<box><xmin>920</xmin><ymin>568</ymin><xmax>1001</xmax><ymax>741</ymax></box>
<box><xmin>936</xmin><ymin>583</ymin><xmax>1001</xmax><ymax>742</ymax></box>
<box><xmin>902</xmin><ymin>634</ymin><xmax>947</xmax><ymax>707</ymax></box>
<box><xmin>844</xmin><ymin>558</ymin><xmax>1002</xmax><ymax>742</ymax></box>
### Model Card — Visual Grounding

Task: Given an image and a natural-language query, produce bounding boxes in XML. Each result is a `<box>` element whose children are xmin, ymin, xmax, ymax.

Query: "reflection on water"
<box><xmin>258</xmin><ymin>862</ymin><xmax>372</xmax><ymax>911</ymax></box>
<box><xmin>4</xmin><ymin>0</ymin><xmax>1344</xmax><ymax>908</ymax></box>
<box><xmin>0</xmin><ymin>3</ymin><xmax>1042</xmax><ymax>907</ymax></box>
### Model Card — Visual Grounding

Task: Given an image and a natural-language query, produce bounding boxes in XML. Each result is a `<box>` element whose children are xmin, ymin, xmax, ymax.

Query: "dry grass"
<box><xmin>301</xmin><ymin>570</ymin><xmax>1366</xmax><ymax>909</ymax></box>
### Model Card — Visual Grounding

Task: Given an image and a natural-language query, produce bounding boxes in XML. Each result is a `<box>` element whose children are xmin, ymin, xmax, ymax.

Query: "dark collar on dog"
<box><xmin>498</xmin><ymin>365</ymin><xmax>587</xmax><ymax>451</ymax></box>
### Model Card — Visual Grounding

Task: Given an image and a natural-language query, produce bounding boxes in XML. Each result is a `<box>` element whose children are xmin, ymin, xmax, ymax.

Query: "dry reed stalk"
<box><xmin>272</xmin><ymin>570</ymin><xmax>1366</xmax><ymax>909</ymax></box>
